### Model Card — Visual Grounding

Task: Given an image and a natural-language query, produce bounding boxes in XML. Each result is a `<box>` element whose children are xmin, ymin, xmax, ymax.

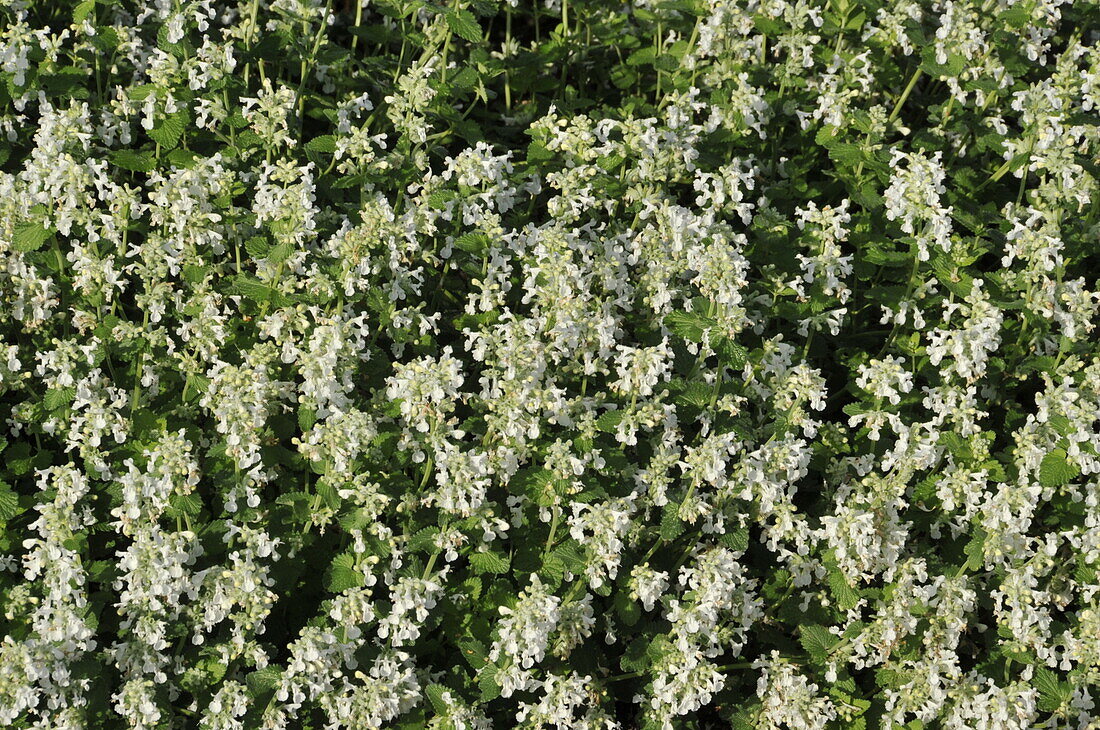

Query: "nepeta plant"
<box><xmin>0</xmin><ymin>0</ymin><xmax>1098</xmax><ymax>728</ymax></box>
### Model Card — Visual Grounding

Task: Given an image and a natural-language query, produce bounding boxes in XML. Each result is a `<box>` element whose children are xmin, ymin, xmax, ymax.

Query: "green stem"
<box><xmin>545</xmin><ymin>507</ymin><xmax>560</xmax><ymax>557</ymax></box>
<box><xmin>504</xmin><ymin>6</ymin><xmax>512</xmax><ymax>110</ymax></box>
<box><xmin>243</xmin><ymin>0</ymin><xmax>262</xmax><ymax>87</ymax></box>
<box><xmin>888</xmin><ymin>67</ymin><xmax>922</xmax><ymax>124</ymax></box>
<box><xmin>351</xmin><ymin>0</ymin><xmax>363</xmax><ymax>50</ymax></box>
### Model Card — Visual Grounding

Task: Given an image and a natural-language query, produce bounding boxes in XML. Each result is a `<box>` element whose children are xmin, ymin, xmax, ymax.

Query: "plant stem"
<box><xmin>351</xmin><ymin>0</ymin><xmax>363</xmax><ymax>50</ymax></box>
<box><xmin>888</xmin><ymin>67</ymin><xmax>922</xmax><ymax>124</ymax></box>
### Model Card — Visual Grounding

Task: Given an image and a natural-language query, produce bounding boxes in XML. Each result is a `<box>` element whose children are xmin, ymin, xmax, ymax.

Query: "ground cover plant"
<box><xmin>0</xmin><ymin>0</ymin><xmax>1099</xmax><ymax>727</ymax></box>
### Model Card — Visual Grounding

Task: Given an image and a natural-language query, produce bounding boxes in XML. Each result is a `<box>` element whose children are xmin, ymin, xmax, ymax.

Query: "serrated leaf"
<box><xmin>245</xmin><ymin>667</ymin><xmax>282</xmax><ymax>697</ymax></box>
<box><xmin>674</xmin><ymin>381</ymin><xmax>714</xmax><ymax>408</ymax></box>
<box><xmin>267</xmin><ymin>242</ymin><xmax>294</xmax><ymax>264</ymax></box>
<box><xmin>550</xmin><ymin>540</ymin><xmax>587</xmax><ymax>573</ymax></box>
<box><xmin>149</xmin><ymin>109</ymin><xmax>188</xmax><ymax>150</ymax></box>
<box><xmin>469</xmin><ymin>550</ymin><xmax>510</xmax><ymax>574</ymax></box>
<box><xmin>477</xmin><ymin>665</ymin><xmax>500</xmax><ymax>702</ymax></box>
<box><xmin>305</xmin><ymin>135</ymin><xmax>336</xmax><ymax>153</ymax></box>
<box><xmin>665</xmin><ymin>311</ymin><xmax>712</xmax><ymax>342</ymax></box>
<box><xmin>828</xmin><ymin>567</ymin><xmax>861</xmax><ymax>610</ymax></box>
<box><xmin>425</xmin><ymin>684</ymin><xmax>448</xmax><ymax>714</ymax></box>
<box><xmin>44</xmin><ymin>386</ymin><xmax>75</xmax><ymax>411</ymax></box>
<box><xmin>73</xmin><ymin>0</ymin><xmax>96</xmax><ymax>23</ymax></box>
<box><xmin>595</xmin><ymin>409</ymin><xmax>624</xmax><ymax>433</ymax></box>
<box><xmin>962</xmin><ymin>526</ymin><xmax>986</xmax><ymax>573</ymax></box>
<box><xmin>999</xmin><ymin>5</ymin><xmax>1031</xmax><ymax>27</ymax></box>
<box><xmin>459</xmin><ymin>637</ymin><xmax>488</xmax><ymax>669</ymax></box>
<box><xmin>232</xmin><ymin>275</ymin><xmax>271</xmax><ymax>300</ymax></box>
<box><xmin>0</xmin><ymin>487</ymin><xmax>21</xmax><ymax>523</ymax></box>
<box><xmin>1039</xmin><ymin>449</ymin><xmax>1078</xmax><ymax>488</ymax></box>
<box><xmin>920</xmin><ymin>47</ymin><xmax>965</xmax><ymax>77</ymax></box>
<box><xmin>230</xmin><ymin>275</ymin><xmax>290</xmax><ymax>307</ymax></box>
<box><xmin>428</xmin><ymin>189</ymin><xmax>458</xmax><ymax>208</ymax></box>
<box><xmin>454</xmin><ymin>232</ymin><xmax>489</xmax><ymax>254</ymax></box>
<box><xmin>167</xmin><ymin>492</ymin><xmax>202</xmax><ymax>517</ymax></box>
<box><xmin>298</xmin><ymin>406</ymin><xmax>318</xmax><ymax>433</ymax></box>
<box><xmin>714</xmin><ymin>335</ymin><xmax>748</xmax><ymax>368</ymax></box>
<box><xmin>109</xmin><ymin>149</ymin><xmax>154</xmax><ymax>172</ymax></box>
<box><xmin>615</xmin><ymin>590</ymin><xmax>641</xmax><ymax>626</ymax></box>
<box><xmin>181</xmin><ymin>264</ymin><xmax>207</xmax><ymax>284</ymax></box>
<box><xmin>800</xmin><ymin>624</ymin><xmax>836</xmax><ymax>662</ymax></box>
<box><xmin>1034</xmin><ymin>666</ymin><xmax>1071</xmax><ymax>712</ymax></box>
<box><xmin>444</xmin><ymin>8</ymin><xmax>482</xmax><ymax>43</ymax></box>
<box><xmin>408</xmin><ymin>526</ymin><xmax>440</xmax><ymax>552</ymax></box>
<box><xmin>719</xmin><ymin>526</ymin><xmax>750</xmax><ymax>553</ymax></box>
<box><xmin>165</xmin><ymin>148</ymin><xmax>198</xmax><ymax>168</ymax></box>
<box><xmin>646</xmin><ymin>634</ymin><xmax>674</xmax><ymax>663</ymax></box>
<box><xmin>243</xmin><ymin>235</ymin><xmax>270</xmax><ymax>259</ymax></box>
<box><xmin>12</xmin><ymin>222</ymin><xmax>52</xmax><ymax>252</ymax></box>
<box><xmin>621</xmin><ymin>638</ymin><xmax>649</xmax><ymax>672</ymax></box>
<box><xmin>326</xmin><ymin>553</ymin><xmax>364</xmax><ymax>592</ymax></box>
<box><xmin>659</xmin><ymin>503</ymin><xmax>684</xmax><ymax>541</ymax></box>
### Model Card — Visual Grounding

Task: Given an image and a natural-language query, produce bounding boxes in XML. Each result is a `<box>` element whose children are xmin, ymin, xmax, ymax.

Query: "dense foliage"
<box><xmin>1</xmin><ymin>0</ymin><xmax>1099</xmax><ymax>727</ymax></box>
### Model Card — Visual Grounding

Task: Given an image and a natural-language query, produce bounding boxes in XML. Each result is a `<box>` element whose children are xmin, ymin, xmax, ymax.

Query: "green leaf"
<box><xmin>1039</xmin><ymin>449</ymin><xmax>1078</xmax><ymax>488</ymax></box>
<box><xmin>799</xmin><ymin>624</ymin><xmax>837</xmax><ymax>663</ymax></box>
<box><xmin>73</xmin><ymin>0</ymin><xmax>96</xmax><ymax>23</ymax></box>
<box><xmin>13</xmin><ymin>222</ymin><xmax>52</xmax><ymax>252</ymax></box>
<box><xmin>615</xmin><ymin>590</ymin><xmax>641</xmax><ymax>626</ymax></box>
<box><xmin>920</xmin><ymin>47</ymin><xmax>965</xmax><ymax>77</ymax></box>
<box><xmin>719</xmin><ymin>526</ymin><xmax>750</xmax><ymax>553</ymax></box>
<box><xmin>232</xmin><ymin>275</ymin><xmax>271</xmax><ymax>300</ymax></box>
<box><xmin>267</xmin><ymin>242</ymin><xmax>294</xmax><ymax>264</ymax></box>
<box><xmin>428</xmin><ymin>189</ymin><xmax>458</xmax><ymax>208</ymax></box>
<box><xmin>298</xmin><ymin>406</ymin><xmax>318</xmax><ymax>433</ymax></box>
<box><xmin>477</xmin><ymin>665</ymin><xmax>501</xmax><ymax>702</ymax></box>
<box><xmin>962</xmin><ymin>526</ymin><xmax>987</xmax><ymax>573</ymax></box>
<box><xmin>148</xmin><ymin>109</ymin><xmax>188</xmax><ymax>150</ymax></box>
<box><xmin>166</xmin><ymin>493</ymin><xmax>202</xmax><ymax>517</ymax></box>
<box><xmin>659</xmin><ymin>503</ymin><xmax>684</xmax><ymax>541</ymax></box>
<box><xmin>999</xmin><ymin>5</ymin><xmax>1031</xmax><ymax>27</ymax></box>
<box><xmin>7</xmin><ymin>442</ymin><xmax>34</xmax><ymax>475</ymax></box>
<box><xmin>444</xmin><ymin>9</ymin><xmax>482</xmax><ymax>43</ymax></box>
<box><xmin>469</xmin><ymin>550</ymin><xmax>510</xmax><ymax>574</ymax></box>
<box><xmin>665</xmin><ymin>311</ymin><xmax>712</xmax><ymax>342</ymax></box>
<box><xmin>44</xmin><ymin>386</ymin><xmax>75</xmax><ymax>411</ymax></box>
<box><xmin>628</xmin><ymin>47</ymin><xmax>657</xmax><ymax>67</ymax></box>
<box><xmin>714</xmin><ymin>336</ymin><xmax>748</xmax><ymax>369</ymax></box>
<box><xmin>1034</xmin><ymin>666</ymin><xmax>1072</xmax><ymax>712</ymax></box>
<box><xmin>245</xmin><ymin>667</ymin><xmax>282</xmax><ymax>698</ymax></box>
<box><xmin>550</xmin><ymin>540</ymin><xmax>587</xmax><ymax>573</ymax></box>
<box><xmin>425</xmin><ymin>684</ymin><xmax>448</xmax><ymax>714</ymax></box>
<box><xmin>620</xmin><ymin>638</ymin><xmax>649</xmax><ymax>672</ymax></box>
<box><xmin>244</xmin><ymin>236</ymin><xmax>270</xmax><ymax>259</ymax></box>
<box><xmin>459</xmin><ymin>637</ymin><xmax>488</xmax><ymax>669</ymax></box>
<box><xmin>454</xmin><ymin>232</ymin><xmax>489</xmax><ymax>255</ymax></box>
<box><xmin>595</xmin><ymin>409</ymin><xmax>625</xmax><ymax>433</ymax></box>
<box><xmin>827</xmin><ymin>567</ymin><xmax>861</xmax><ymax>610</ymax></box>
<box><xmin>107</xmin><ymin>148</ymin><xmax>155</xmax><ymax>172</ymax></box>
<box><xmin>305</xmin><ymin>135</ymin><xmax>337</xmax><ymax>153</ymax></box>
<box><xmin>231</xmin><ymin>275</ymin><xmax>291</xmax><ymax>307</ymax></box>
<box><xmin>408</xmin><ymin>526</ymin><xmax>440</xmax><ymax>552</ymax></box>
<box><xmin>0</xmin><ymin>486</ymin><xmax>22</xmax><ymax>523</ymax></box>
<box><xmin>673</xmin><ymin>381</ymin><xmax>714</xmax><ymax>408</ymax></box>
<box><xmin>326</xmin><ymin>553</ymin><xmax>364</xmax><ymax>592</ymax></box>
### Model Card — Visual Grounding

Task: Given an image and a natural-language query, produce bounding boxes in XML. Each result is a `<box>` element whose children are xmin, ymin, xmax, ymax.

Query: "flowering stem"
<box><xmin>888</xmin><ymin>67</ymin><xmax>922</xmax><ymax>124</ymax></box>
<box><xmin>351</xmin><ymin>0</ymin><xmax>364</xmax><ymax>51</ymax></box>
<box><xmin>243</xmin><ymin>0</ymin><xmax>262</xmax><ymax>86</ymax></box>
<box><xmin>504</xmin><ymin>6</ymin><xmax>512</xmax><ymax>110</ymax></box>
<box><xmin>545</xmin><ymin>507</ymin><xmax>560</xmax><ymax>557</ymax></box>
